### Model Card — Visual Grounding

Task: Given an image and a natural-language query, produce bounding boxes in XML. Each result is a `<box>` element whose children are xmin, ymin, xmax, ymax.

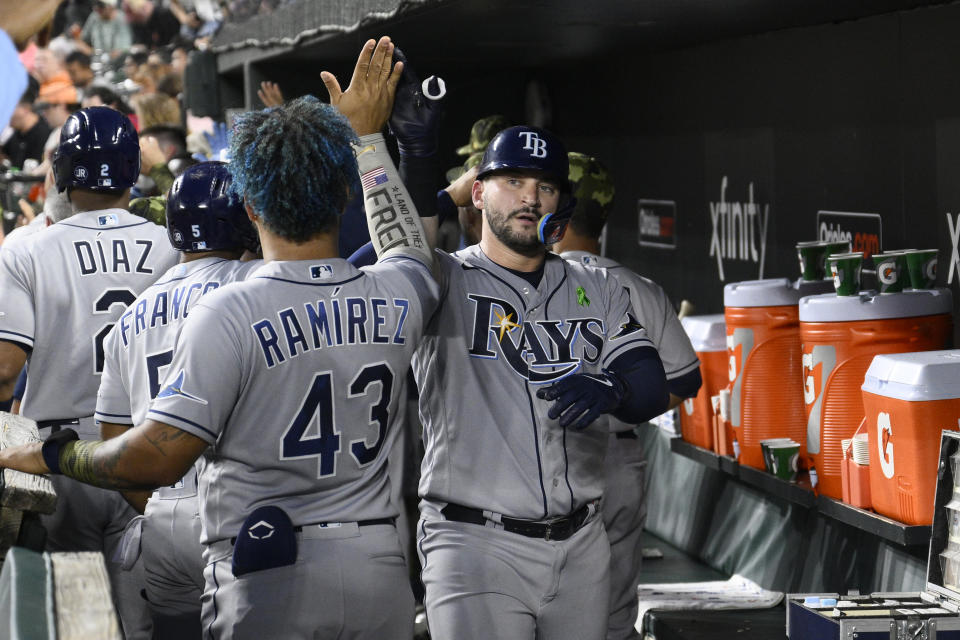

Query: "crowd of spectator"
<box><xmin>0</xmin><ymin>0</ymin><xmax>234</xmax><ymax>240</ymax></box>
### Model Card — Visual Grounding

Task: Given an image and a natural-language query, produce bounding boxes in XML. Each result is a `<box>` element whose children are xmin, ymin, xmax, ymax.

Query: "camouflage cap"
<box><xmin>568</xmin><ymin>152</ymin><xmax>615</xmax><ymax>229</ymax></box>
<box><xmin>455</xmin><ymin>115</ymin><xmax>510</xmax><ymax>156</ymax></box>
<box><xmin>446</xmin><ymin>151</ymin><xmax>485</xmax><ymax>184</ymax></box>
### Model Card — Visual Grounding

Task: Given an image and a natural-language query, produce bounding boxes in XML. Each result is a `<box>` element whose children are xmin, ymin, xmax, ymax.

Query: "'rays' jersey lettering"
<box><xmin>146</xmin><ymin>258</ymin><xmax>438</xmax><ymax>544</ymax></box>
<box><xmin>413</xmin><ymin>246</ymin><xmax>654</xmax><ymax>521</ymax></box>
<box><xmin>0</xmin><ymin>209</ymin><xmax>178</xmax><ymax>422</ymax></box>
<box><xmin>251</xmin><ymin>295</ymin><xmax>410</xmax><ymax>368</ymax></box>
<box><xmin>96</xmin><ymin>258</ymin><xmax>261</xmax><ymax>426</ymax></box>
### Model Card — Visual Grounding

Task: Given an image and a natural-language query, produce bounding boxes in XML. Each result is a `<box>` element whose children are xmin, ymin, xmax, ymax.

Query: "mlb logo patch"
<box><xmin>581</xmin><ymin>256</ymin><xmax>598</xmax><ymax>266</ymax></box>
<box><xmin>360</xmin><ymin>166</ymin><xmax>388</xmax><ymax>190</ymax></box>
<box><xmin>97</xmin><ymin>178</ymin><xmax>113</xmax><ymax>187</ymax></box>
<box><xmin>97</xmin><ymin>214</ymin><xmax>119</xmax><ymax>227</ymax></box>
<box><xmin>310</xmin><ymin>264</ymin><xmax>334</xmax><ymax>279</ymax></box>
<box><xmin>74</xmin><ymin>166</ymin><xmax>88</xmax><ymax>181</ymax></box>
<box><xmin>191</xmin><ymin>241</ymin><xmax>208</xmax><ymax>251</ymax></box>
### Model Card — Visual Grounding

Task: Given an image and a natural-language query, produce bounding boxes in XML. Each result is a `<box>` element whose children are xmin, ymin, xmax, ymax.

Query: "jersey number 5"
<box><xmin>280</xmin><ymin>362</ymin><xmax>394</xmax><ymax>478</ymax></box>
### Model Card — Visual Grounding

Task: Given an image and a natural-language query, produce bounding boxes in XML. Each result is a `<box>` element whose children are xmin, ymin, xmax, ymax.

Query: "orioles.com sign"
<box><xmin>816</xmin><ymin>211</ymin><xmax>882</xmax><ymax>258</ymax></box>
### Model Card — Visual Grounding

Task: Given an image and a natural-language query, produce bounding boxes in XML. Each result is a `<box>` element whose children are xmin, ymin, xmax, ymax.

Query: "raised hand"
<box><xmin>388</xmin><ymin>48</ymin><xmax>446</xmax><ymax>157</ymax></box>
<box><xmin>320</xmin><ymin>36</ymin><xmax>403</xmax><ymax>137</ymax></box>
<box><xmin>257</xmin><ymin>81</ymin><xmax>284</xmax><ymax>108</ymax></box>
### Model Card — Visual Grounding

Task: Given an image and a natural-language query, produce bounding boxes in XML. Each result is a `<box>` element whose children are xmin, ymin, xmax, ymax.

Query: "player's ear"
<box><xmin>244</xmin><ymin>202</ymin><xmax>258</xmax><ymax>224</ymax></box>
<box><xmin>471</xmin><ymin>179</ymin><xmax>484</xmax><ymax>211</ymax></box>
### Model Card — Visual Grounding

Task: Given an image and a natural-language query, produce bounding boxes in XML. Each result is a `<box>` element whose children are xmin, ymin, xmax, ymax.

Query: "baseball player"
<box><xmin>0</xmin><ymin>36</ymin><xmax>438</xmax><ymax>639</ymax></box>
<box><xmin>399</xmin><ymin>126</ymin><xmax>670</xmax><ymax>640</ymax></box>
<box><xmin>95</xmin><ymin>161</ymin><xmax>260</xmax><ymax>638</ymax></box>
<box><xmin>553</xmin><ymin>152</ymin><xmax>702</xmax><ymax>640</ymax></box>
<box><xmin>0</xmin><ymin>106</ymin><xmax>178</xmax><ymax>639</ymax></box>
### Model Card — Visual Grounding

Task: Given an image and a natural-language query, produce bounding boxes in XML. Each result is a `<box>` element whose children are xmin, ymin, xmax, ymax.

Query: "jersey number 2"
<box><xmin>280</xmin><ymin>363</ymin><xmax>394</xmax><ymax>478</ymax></box>
<box><xmin>93</xmin><ymin>288</ymin><xmax>138</xmax><ymax>374</ymax></box>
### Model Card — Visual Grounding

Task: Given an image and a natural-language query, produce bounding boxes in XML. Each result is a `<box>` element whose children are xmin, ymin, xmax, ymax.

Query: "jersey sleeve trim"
<box><xmin>249</xmin><ymin>273</ymin><xmax>364</xmax><ymax>287</ymax></box>
<box><xmin>602</xmin><ymin>337</ymin><xmax>654</xmax><ymax>368</ymax></box>
<box><xmin>0</xmin><ymin>331</ymin><xmax>34</xmax><ymax>348</ymax></box>
<box><xmin>665</xmin><ymin>356</ymin><xmax>701</xmax><ymax>380</ymax></box>
<box><xmin>379</xmin><ymin>254</ymin><xmax>433</xmax><ymax>272</ymax></box>
<box><xmin>94</xmin><ymin>411</ymin><xmax>134</xmax><ymax>425</ymax></box>
<box><xmin>146</xmin><ymin>409</ymin><xmax>218</xmax><ymax>444</ymax></box>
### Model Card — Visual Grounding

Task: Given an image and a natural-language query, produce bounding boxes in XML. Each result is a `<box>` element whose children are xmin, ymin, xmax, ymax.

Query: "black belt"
<box><xmin>294</xmin><ymin>517</ymin><xmax>395</xmax><ymax>532</ymax></box>
<box><xmin>441</xmin><ymin>503</ymin><xmax>591</xmax><ymax>541</ymax></box>
<box><xmin>615</xmin><ymin>430</ymin><xmax>638</xmax><ymax>439</ymax></box>
<box><xmin>37</xmin><ymin>418</ymin><xmax>80</xmax><ymax>432</ymax></box>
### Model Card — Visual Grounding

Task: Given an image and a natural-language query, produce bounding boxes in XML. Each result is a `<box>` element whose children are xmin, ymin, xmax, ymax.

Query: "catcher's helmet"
<box><xmin>166</xmin><ymin>162</ymin><xmax>259</xmax><ymax>253</ymax></box>
<box><xmin>53</xmin><ymin>106</ymin><xmax>140</xmax><ymax>194</ymax></box>
<box><xmin>476</xmin><ymin>125</ymin><xmax>575</xmax><ymax>245</ymax></box>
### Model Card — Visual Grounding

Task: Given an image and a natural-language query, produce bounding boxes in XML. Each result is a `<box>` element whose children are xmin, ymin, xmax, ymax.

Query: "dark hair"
<box><xmin>85</xmin><ymin>85</ymin><xmax>134</xmax><ymax>115</ymax></box>
<box><xmin>139</xmin><ymin>124</ymin><xmax>187</xmax><ymax>155</ymax></box>
<box><xmin>228</xmin><ymin>95</ymin><xmax>359</xmax><ymax>242</ymax></box>
<box><xmin>65</xmin><ymin>51</ymin><xmax>92</xmax><ymax>67</ymax></box>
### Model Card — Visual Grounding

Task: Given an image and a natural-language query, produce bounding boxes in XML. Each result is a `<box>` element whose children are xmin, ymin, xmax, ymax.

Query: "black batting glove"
<box><xmin>388</xmin><ymin>48</ymin><xmax>446</xmax><ymax>157</ymax></box>
<box><xmin>536</xmin><ymin>371</ymin><xmax>627</xmax><ymax>431</ymax></box>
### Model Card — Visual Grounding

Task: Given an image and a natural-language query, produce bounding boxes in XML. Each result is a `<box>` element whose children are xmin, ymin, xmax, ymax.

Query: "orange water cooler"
<box><xmin>724</xmin><ymin>279</ymin><xmax>808</xmax><ymax>470</ymax></box>
<box><xmin>679</xmin><ymin>315</ymin><xmax>727</xmax><ymax>452</ymax></box>
<box><xmin>861</xmin><ymin>350</ymin><xmax>960</xmax><ymax>524</ymax></box>
<box><xmin>799</xmin><ymin>289</ymin><xmax>952</xmax><ymax>499</ymax></box>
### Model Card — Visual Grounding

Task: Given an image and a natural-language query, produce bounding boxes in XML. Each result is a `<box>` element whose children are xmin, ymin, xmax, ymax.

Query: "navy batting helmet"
<box><xmin>166</xmin><ymin>162</ymin><xmax>259</xmax><ymax>253</ymax></box>
<box><xmin>53</xmin><ymin>106</ymin><xmax>140</xmax><ymax>193</ymax></box>
<box><xmin>476</xmin><ymin>125</ymin><xmax>576</xmax><ymax>245</ymax></box>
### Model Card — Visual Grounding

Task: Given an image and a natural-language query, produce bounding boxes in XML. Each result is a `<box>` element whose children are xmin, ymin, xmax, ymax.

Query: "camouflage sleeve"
<box><xmin>129</xmin><ymin>196</ymin><xmax>167</xmax><ymax>226</ymax></box>
<box><xmin>148</xmin><ymin>164</ymin><xmax>176</xmax><ymax>196</ymax></box>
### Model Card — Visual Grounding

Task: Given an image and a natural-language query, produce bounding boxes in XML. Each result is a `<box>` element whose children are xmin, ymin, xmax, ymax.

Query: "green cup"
<box><xmin>768</xmin><ymin>443</ymin><xmax>800</xmax><ymax>482</ymax></box>
<box><xmin>872</xmin><ymin>252</ymin><xmax>907</xmax><ymax>294</ymax></box>
<box><xmin>904</xmin><ymin>249</ymin><xmax>939</xmax><ymax>289</ymax></box>
<box><xmin>824</xmin><ymin>241</ymin><xmax>852</xmax><ymax>262</ymax></box>
<box><xmin>828</xmin><ymin>252</ymin><xmax>864</xmax><ymax>296</ymax></box>
<box><xmin>796</xmin><ymin>241</ymin><xmax>830</xmax><ymax>281</ymax></box>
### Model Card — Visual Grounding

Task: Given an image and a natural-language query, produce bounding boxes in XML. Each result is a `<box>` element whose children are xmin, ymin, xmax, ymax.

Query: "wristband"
<box><xmin>41</xmin><ymin>428</ymin><xmax>79</xmax><ymax>475</ymax></box>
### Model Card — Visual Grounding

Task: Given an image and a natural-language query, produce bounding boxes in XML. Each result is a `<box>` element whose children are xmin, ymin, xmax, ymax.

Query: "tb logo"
<box><xmin>519</xmin><ymin>131</ymin><xmax>547</xmax><ymax>158</ymax></box>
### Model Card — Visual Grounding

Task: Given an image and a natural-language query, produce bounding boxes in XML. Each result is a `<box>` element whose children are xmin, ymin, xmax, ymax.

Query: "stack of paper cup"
<box><xmin>852</xmin><ymin>433</ymin><xmax>870</xmax><ymax>466</ymax></box>
<box><xmin>841</xmin><ymin>439</ymin><xmax>852</xmax><ymax>459</ymax></box>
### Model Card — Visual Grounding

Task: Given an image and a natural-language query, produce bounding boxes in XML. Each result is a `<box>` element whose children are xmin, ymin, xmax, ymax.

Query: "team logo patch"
<box><xmin>360</xmin><ymin>166</ymin><xmax>388</xmax><ymax>190</ymax></box>
<box><xmin>74</xmin><ymin>166</ymin><xmax>88</xmax><ymax>181</ymax></box>
<box><xmin>611</xmin><ymin>312</ymin><xmax>644</xmax><ymax>341</ymax></box>
<box><xmin>97</xmin><ymin>214</ymin><xmax>119</xmax><ymax>227</ymax></box>
<box><xmin>157</xmin><ymin>370</ymin><xmax>208</xmax><ymax>405</ymax></box>
<box><xmin>310</xmin><ymin>264</ymin><xmax>334</xmax><ymax>280</ymax></box>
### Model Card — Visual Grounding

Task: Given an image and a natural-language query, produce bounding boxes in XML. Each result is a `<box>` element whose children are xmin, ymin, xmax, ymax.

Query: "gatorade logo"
<box><xmin>518</xmin><ymin>131</ymin><xmax>547</xmax><ymax>158</ymax></box>
<box><xmin>878</xmin><ymin>261</ymin><xmax>897</xmax><ymax>285</ymax></box>
<box><xmin>831</xmin><ymin>263</ymin><xmax>842</xmax><ymax>290</ymax></box>
<box><xmin>683</xmin><ymin>397</ymin><xmax>694</xmax><ymax>416</ymax></box>
<box><xmin>802</xmin><ymin>345</ymin><xmax>835</xmax><ymax>455</ymax></box>
<box><xmin>878</xmin><ymin>412</ymin><xmax>894</xmax><ymax>479</ymax></box>
<box><xmin>726</xmin><ymin>328</ymin><xmax>754</xmax><ymax>428</ymax></box>
<box><xmin>926</xmin><ymin>257</ymin><xmax>938</xmax><ymax>280</ymax></box>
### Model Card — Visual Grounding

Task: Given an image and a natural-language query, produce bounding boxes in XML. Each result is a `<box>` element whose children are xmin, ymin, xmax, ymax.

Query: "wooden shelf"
<box><xmin>669</xmin><ymin>437</ymin><xmax>931</xmax><ymax>547</ymax></box>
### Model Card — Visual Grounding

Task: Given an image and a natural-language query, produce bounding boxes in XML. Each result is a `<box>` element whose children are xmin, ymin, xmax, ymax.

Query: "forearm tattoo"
<box><xmin>58</xmin><ymin>439</ymin><xmax>143</xmax><ymax>490</ymax></box>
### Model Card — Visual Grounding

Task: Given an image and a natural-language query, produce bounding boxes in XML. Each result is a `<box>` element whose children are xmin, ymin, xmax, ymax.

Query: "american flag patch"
<box><xmin>360</xmin><ymin>166</ymin><xmax>388</xmax><ymax>189</ymax></box>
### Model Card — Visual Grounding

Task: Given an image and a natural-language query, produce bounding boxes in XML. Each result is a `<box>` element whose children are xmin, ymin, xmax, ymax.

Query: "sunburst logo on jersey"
<box><xmin>494</xmin><ymin>309</ymin><xmax>520</xmax><ymax>340</ymax></box>
<box><xmin>157</xmin><ymin>370</ymin><xmax>208</xmax><ymax>405</ymax></box>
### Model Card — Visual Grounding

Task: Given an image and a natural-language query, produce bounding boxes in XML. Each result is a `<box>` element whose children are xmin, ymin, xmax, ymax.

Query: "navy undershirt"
<box><xmin>502</xmin><ymin>262</ymin><xmax>545</xmax><ymax>288</ymax></box>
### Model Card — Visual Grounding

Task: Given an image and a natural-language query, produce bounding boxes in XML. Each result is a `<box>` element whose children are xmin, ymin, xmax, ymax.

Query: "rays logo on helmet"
<box><xmin>611</xmin><ymin>312</ymin><xmax>644</xmax><ymax>341</ymax></box>
<box><xmin>519</xmin><ymin>131</ymin><xmax>547</xmax><ymax>158</ymax></box>
<box><xmin>157</xmin><ymin>370</ymin><xmax>208</xmax><ymax>405</ymax></box>
<box><xmin>74</xmin><ymin>166</ymin><xmax>88</xmax><ymax>181</ymax></box>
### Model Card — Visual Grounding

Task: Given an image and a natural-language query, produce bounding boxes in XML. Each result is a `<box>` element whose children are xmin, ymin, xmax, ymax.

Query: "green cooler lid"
<box><xmin>724</xmin><ymin>278</ymin><xmax>803</xmax><ymax>308</ymax></box>
<box><xmin>681</xmin><ymin>314</ymin><xmax>726</xmax><ymax>352</ymax></box>
<box><xmin>862</xmin><ymin>350</ymin><xmax>960</xmax><ymax>401</ymax></box>
<box><xmin>799</xmin><ymin>288</ymin><xmax>953</xmax><ymax>322</ymax></box>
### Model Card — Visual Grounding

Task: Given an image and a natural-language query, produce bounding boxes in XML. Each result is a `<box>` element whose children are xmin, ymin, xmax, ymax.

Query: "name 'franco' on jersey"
<box><xmin>0</xmin><ymin>209</ymin><xmax>178</xmax><ymax>422</ymax></box>
<box><xmin>95</xmin><ymin>257</ymin><xmax>262</xmax><ymax>426</ymax></box>
<box><xmin>412</xmin><ymin>245</ymin><xmax>655</xmax><ymax>522</ymax></box>
<box><xmin>146</xmin><ymin>257</ymin><xmax>438</xmax><ymax>544</ymax></box>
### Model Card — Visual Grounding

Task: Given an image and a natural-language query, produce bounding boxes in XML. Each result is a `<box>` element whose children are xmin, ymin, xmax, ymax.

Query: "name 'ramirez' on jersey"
<box><xmin>146</xmin><ymin>258</ymin><xmax>438</xmax><ymax>544</ymax></box>
<box><xmin>0</xmin><ymin>209</ymin><xmax>178</xmax><ymax>422</ymax></box>
<box><xmin>413</xmin><ymin>245</ymin><xmax>654</xmax><ymax>522</ymax></box>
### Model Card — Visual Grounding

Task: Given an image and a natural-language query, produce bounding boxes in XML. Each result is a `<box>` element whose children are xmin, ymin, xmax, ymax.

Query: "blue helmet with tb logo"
<box><xmin>475</xmin><ymin>125</ymin><xmax>576</xmax><ymax>245</ymax></box>
<box><xmin>166</xmin><ymin>161</ymin><xmax>259</xmax><ymax>253</ymax></box>
<box><xmin>53</xmin><ymin>106</ymin><xmax>140</xmax><ymax>194</ymax></box>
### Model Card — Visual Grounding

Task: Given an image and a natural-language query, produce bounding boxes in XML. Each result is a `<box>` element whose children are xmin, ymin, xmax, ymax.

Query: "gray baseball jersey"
<box><xmin>0</xmin><ymin>208</ymin><xmax>178</xmax><ymax>422</ymax></box>
<box><xmin>560</xmin><ymin>251</ymin><xmax>699</xmax><ymax>391</ymax></box>
<box><xmin>146</xmin><ymin>257</ymin><xmax>438</xmax><ymax>544</ymax></box>
<box><xmin>95</xmin><ymin>257</ymin><xmax>261</xmax><ymax>426</ymax></box>
<box><xmin>413</xmin><ymin>245</ymin><xmax>654</xmax><ymax>520</ymax></box>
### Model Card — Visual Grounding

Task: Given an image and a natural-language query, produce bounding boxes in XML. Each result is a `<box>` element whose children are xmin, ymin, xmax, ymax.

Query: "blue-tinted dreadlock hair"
<box><xmin>228</xmin><ymin>95</ymin><xmax>359</xmax><ymax>241</ymax></box>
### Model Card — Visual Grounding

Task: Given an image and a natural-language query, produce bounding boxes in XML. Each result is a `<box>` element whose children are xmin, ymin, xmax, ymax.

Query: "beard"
<box><xmin>484</xmin><ymin>201</ymin><xmax>544</xmax><ymax>257</ymax></box>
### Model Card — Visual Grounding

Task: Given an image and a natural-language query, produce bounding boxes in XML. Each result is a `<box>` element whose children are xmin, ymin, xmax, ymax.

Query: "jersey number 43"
<box><xmin>281</xmin><ymin>362</ymin><xmax>394</xmax><ymax>478</ymax></box>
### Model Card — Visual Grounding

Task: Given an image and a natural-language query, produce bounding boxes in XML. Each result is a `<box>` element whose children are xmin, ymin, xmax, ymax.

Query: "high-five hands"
<box><xmin>321</xmin><ymin>36</ymin><xmax>404</xmax><ymax>136</ymax></box>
